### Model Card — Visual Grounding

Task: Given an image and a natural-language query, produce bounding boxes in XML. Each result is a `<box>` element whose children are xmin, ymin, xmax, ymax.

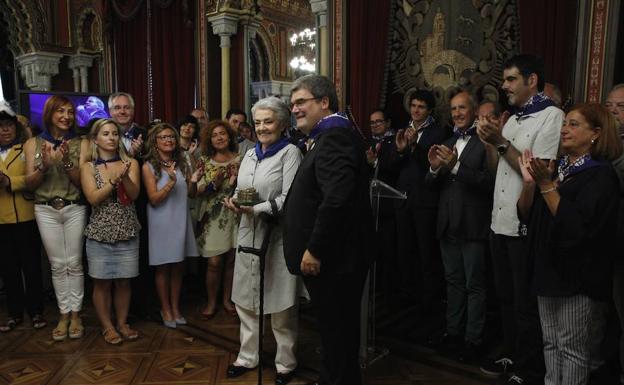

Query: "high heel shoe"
<box><xmin>160</xmin><ymin>311</ymin><xmax>176</xmax><ymax>329</ymax></box>
<box><xmin>52</xmin><ymin>318</ymin><xmax>69</xmax><ymax>341</ymax></box>
<box><xmin>69</xmin><ymin>317</ymin><xmax>84</xmax><ymax>339</ymax></box>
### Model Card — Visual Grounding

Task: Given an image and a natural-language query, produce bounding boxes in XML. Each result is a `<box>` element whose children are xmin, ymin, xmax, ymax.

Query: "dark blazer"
<box><xmin>425</xmin><ymin>135</ymin><xmax>494</xmax><ymax>240</ymax></box>
<box><xmin>283</xmin><ymin>126</ymin><xmax>374</xmax><ymax>275</ymax></box>
<box><xmin>527</xmin><ymin>163</ymin><xmax>619</xmax><ymax>301</ymax></box>
<box><xmin>391</xmin><ymin>123</ymin><xmax>449</xmax><ymax>208</ymax></box>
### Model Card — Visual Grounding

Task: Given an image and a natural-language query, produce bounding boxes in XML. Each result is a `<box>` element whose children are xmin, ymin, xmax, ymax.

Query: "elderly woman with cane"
<box><xmin>223</xmin><ymin>97</ymin><xmax>304</xmax><ymax>385</ymax></box>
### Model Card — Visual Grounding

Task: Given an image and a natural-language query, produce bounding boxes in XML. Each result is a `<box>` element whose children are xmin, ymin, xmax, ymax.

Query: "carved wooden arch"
<box><xmin>0</xmin><ymin>0</ymin><xmax>36</xmax><ymax>56</ymax></box>
<box><xmin>253</xmin><ymin>27</ymin><xmax>277</xmax><ymax>81</ymax></box>
<box><xmin>75</xmin><ymin>7</ymin><xmax>103</xmax><ymax>52</ymax></box>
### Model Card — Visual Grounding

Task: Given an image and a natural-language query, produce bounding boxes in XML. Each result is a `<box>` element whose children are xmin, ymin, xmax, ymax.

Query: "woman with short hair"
<box><xmin>518</xmin><ymin>103</ymin><xmax>623</xmax><ymax>385</ymax></box>
<box><xmin>24</xmin><ymin>95</ymin><xmax>90</xmax><ymax>341</ymax></box>
<box><xmin>223</xmin><ymin>97</ymin><xmax>304</xmax><ymax>384</ymax></box>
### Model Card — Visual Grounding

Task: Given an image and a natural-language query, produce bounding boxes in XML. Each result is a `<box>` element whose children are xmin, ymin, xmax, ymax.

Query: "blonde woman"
<box><xmin>81</xmin><ymin>118</ymin><xmax>141</xmax><ymax>344</ymax></box>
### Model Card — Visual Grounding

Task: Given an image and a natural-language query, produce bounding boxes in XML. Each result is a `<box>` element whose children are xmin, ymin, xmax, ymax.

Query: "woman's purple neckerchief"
<box><xmin>557</xmin><ymin>153</ymin><xmax>604</xmax><ymax>182</ymax></box>
<box><xmin>514</xmin><ymin>92</ymin><xmax>556</xmax><ymax>120</ymax></box>
<box><xmin>94</xmin><ymin>155</ymin><xmax>121</xmax><ymax>165</ymax></box>
<box><xmin>453</xmin><ymin>120</ymin><xmax>477</xmax><ymax>139</ymax></box>
<box><xmin>0</xmin><ymin>139</ymin><xmax>18</xmax><ymax>152</ymax></box>
<box><xmin>39</xmin><ymin>130</ymin><xmax>77</xmax><ymax>149</ymax></box>
<box><xmin>255</xmin><ymin>137</ymin><xmax>290</xmax><ymax>161</ymax></box>
<box><xmin>308</xmin><ymin>112</ymin><xmax>354</xmax><ymax>141</ymax></box>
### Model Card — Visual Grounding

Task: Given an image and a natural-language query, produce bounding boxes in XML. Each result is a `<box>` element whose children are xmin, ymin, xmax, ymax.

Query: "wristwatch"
<box><xmin>63</xmin><ymin>160</ymin><xmax>74</xmax><ymax>170</ymax></box>
<box><xmin>497</xmin><ymin>140</ymin><xmax>510</xmax><ymax>156</ymax></box>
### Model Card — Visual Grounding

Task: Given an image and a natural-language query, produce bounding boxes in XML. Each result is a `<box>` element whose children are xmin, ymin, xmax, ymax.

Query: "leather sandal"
<box><xmin>68</xmin><ymin>317</ymin><xmax>84</xmax><ymax>339</ymax></box>
<box><xmin>52</xmin><ymin>318</ymin><xmax>69</xmax><ymax>341</ymax></box>
<box><xmin>102</xmin><ymin>327</ymin><xmax>122</xmax><ymax>345</ymax></box>
<box><xmin>0</xmin><ymin>318</ymin><xmax>22</xmax><ymax>333</ymax></box>
<box><xmin>117</xmin><ymin>324</ymin><xmax>139</xmax><ymax>340</ymax></box>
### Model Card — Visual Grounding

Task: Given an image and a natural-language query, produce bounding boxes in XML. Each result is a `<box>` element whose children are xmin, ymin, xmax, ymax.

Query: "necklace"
<box><xmin>160</xmin><ymin>159</ymin><xmax>173</xmax><ymax>168</ymax></box>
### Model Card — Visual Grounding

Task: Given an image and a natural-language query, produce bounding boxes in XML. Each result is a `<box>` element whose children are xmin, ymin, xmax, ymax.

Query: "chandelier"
<box><xmin>289</xmin><ymin>28</ymin><xmax>317</xmax><ymax>74</ymax></box>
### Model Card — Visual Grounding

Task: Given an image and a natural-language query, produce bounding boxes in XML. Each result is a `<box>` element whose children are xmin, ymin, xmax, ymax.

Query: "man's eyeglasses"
<box><xmin>156</xmin><ymin>135</ymin><xmax>176</xmax><ymax>141</ymax></box>
<box><xmin>370</xmin><ymin>119</ymin><xmax>386</xmax><ymax>127</ymax></box>
<box><xmin>289</xmin><ymin>97</ymin><xmax>320</xmax><ymax>110</ymax></box>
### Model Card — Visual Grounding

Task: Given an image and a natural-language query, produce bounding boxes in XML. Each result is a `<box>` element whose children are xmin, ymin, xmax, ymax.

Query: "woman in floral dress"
<box><xmin>196</xmin><ymin>120</ymin><xmax>241</xmax><ymax>318</ymax></box>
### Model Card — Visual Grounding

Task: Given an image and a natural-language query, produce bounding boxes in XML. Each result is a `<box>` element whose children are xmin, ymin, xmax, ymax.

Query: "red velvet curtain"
<box><xmin>518</xmin><ymin>0</ymin><xmax>577</xmax><ymax>100</ymax></box>
<box><xmin>112</xmin><ymin>0</ymin><xmax>195</xmax><ymax>126</ymax></box>
<box><xmin>346</xmin><ymin>0</ymin><xmax>392</xmax><ymax>137</ymax></box>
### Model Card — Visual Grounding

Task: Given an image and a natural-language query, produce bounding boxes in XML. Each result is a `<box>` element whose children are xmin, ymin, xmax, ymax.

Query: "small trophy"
<box><xmin>235</xmin><ymin>187</ymin><xmax>260</xmax><ymax>207</ymax></box>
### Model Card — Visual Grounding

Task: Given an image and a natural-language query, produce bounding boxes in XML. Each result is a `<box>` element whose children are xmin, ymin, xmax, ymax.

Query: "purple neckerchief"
<box><xmin>372</xmin><ymin>130</ymin><xmax>394</xmax><ymax>142</ymax></box>
<box><xmin>453</xmin><ymin>119</ymin><xmax>477</xmax><ymax>139</ymax></box>
<box><xmin>94</xmin><ymin>155</ymin><xmax>121</xmax><ymax>165</ymax></box>
<box><xmin>514</xmin><ymin>92</ymin><xmax>556</xmax><ymax>120</ymax></box>
<box><xmin>254</xmin><ymin>137</ymin><xmax>290</xmax><ymax>161</ymax></box>
<box><xmin>0</xmin><ymin>139</ymin><xmax>18</xmax><ymax>152</ymax></box>
<box><xmin>409</xmin><ymin>115</ymin><xmax>435</xmax><ymax>132</ymax></box>
<box><xmin>308</xmin><ymin>112</ymin><xmax>354</xmax><ymax>140</ymax></box>
<box><xmin>39</xmin><ymin>130</ymin><xmax>77</xmax><ymax>149</ymax></box>
<box><xmin>557</xmin><ymin>153</ymin><xmax>604</xmax><ymax>182</ymax></box>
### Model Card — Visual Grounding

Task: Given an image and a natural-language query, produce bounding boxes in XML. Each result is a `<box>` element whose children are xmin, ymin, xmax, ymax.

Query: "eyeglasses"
<box><xmin>156</xmin><ymin>135</ymin><xmax>176</xmax><ymax>141</ymax></box>
<box><xmin>289</xmin><ymin>97</ymin><xmax>320</xmax><ymax>110</ymax></box>
<box><xmin>370</xmin><ymin>119</ymin><xmax>386</xmax><ymax>126</ymax></box>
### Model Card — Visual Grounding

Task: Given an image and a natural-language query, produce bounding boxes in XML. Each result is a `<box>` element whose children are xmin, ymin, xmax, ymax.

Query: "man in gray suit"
<box><xmin>426</xmin><ymin>91</ymin><xmax>494</xmax><ymax>361</ymax></box>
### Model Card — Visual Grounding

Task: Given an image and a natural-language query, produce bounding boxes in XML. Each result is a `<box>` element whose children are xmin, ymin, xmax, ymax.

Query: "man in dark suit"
<box><xmin>366</xmin><ymin>109</ymin><xmax>401</xmax><ymax>309</ymax></box>
<box><xmin>283</xmin><ymin>75</ymin><xmax>373</xmax><ymax>385</ymax></box>
<box><xmin>426</xmin><ymin>91</ymin><xmax>494</xmax><ymax>361</ymax></box>
<box><xmin>392</xmin><ymin>90</ymin><xmax>448</xmax><ymax>310</ymax></box>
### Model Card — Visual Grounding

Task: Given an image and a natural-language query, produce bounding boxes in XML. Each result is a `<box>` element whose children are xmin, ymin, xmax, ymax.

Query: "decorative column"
<box><xmin>208</xmin><ymin>14</ymin><xmax>239</xmax><ymax>118</ymax></box>
<box><xmin>68</xmin><ymin>54</ymin><xmax>95</xmax><ymax>92</ymax></box>
<box><xmin>310</xmin><ymin>0</ymin><xmax>329</xmax><ymax>76</ymax></box>
<box><xmin>15</xmin><ymin>52</ymin><xmax>63</xmax><ymax>91</ymax></box>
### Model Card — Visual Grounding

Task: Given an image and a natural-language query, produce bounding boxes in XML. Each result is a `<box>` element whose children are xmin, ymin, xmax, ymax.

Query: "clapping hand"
<box><xmin>165</xmin><ymin>161</ymin><xmax>177</xmax><ymax>182</ymax></box>
<box><xmin>528</xmin><ymin>157</ymin><xmax>555</xmax><ymax>188</ymax></box>
<box><xmin>190</xmin><ymin>162</ymin><xmax>205</xmax><ymax>184</ymax></box>
<box><xmin>518</xmin><ymin>150</ymin><xmax>535</xmax><ymax>184</ymax></box>
<box><xmin>366</xmin><ymin>147</ymin><xmax>377</xmax><ymax>165</ymax></box>
<box><xmin>477</xmin><ymin>115</ymin><xmax>504</xmax><ymax>146</ymax></box>
<box><xmin>130</xmin><ymin>134</ymin><xmax>143</xmax><ymax>157</ymax></box>
<box><xmin>428</xmin><ymin>145</ymin><xmax>442</xmax><ymax>170</ymax></box>
<box><xmin>395</xmin><ymin>129</ymin><xmax>408</xmax><ymax>152</ymax></box>
<box><xmin>188</xmin><ymin>139</ymin><xmax>198</xmax><ymax>155</ymax></box>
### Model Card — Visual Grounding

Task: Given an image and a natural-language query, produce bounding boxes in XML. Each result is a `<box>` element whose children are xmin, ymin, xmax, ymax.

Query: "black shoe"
<box><xmin>480</xmin><ymin>356</ymin><xmax>514</xmax><ymax>376</ymax></box>
<box><xmin>275</xmin><ymin>371</ymin><xmax>295</xmax><ymax>385</ymax></box>
<box><xmin>226</xmin><ymin>364</ymin><xmax>255</xmax><ymax>378</ymax></box>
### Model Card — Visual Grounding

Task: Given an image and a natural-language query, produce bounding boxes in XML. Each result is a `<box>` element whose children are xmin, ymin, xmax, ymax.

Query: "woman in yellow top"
<box><xmin>23</xmin><ymin>95</ymin><xmax>90</xmax><ymax>341</ymax></box>
<box><xmin>0</xmin><ymin>105</ymin><xmax>45</xmax><ymax>332</ymax></box>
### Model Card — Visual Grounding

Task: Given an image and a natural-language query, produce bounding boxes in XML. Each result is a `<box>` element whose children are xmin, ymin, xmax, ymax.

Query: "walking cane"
<box><xmin>237</xmin><ymin>212</ymin><xmax>277</xmax><ymax>385</ymax></box>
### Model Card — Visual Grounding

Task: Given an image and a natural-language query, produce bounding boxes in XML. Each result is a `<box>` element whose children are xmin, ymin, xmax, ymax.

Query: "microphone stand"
<box><xmin>237</xmin><ymin>212</ymin><xmax>277</xmax><ymax>385</ymax></box>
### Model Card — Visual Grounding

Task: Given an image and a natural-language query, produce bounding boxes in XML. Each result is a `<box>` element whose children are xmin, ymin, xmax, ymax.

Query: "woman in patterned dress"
<box><xmin>81</xmin><ymin>118</ymin><xmax>141</xmax><ymax>344</ymax></box>
<box><xmin>196</xmin><ymin>120</ymin><xmax>241</xmax><ymax>318</ymax></box>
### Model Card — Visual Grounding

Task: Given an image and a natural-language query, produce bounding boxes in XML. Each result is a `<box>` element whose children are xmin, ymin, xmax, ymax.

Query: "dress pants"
<box><xmin>490</xmin><ymin>232</ymin><xmax>544</xmax><ymax>379</ymax></box>
<box><xmin>538</xmin><ymin>295</ymin><xmax>594</xmax><ymax>385</ymax></box>
<box><xmin>395</xmin><ymin>203</ymin><xmax>442</xmax><ymax>306</ymax></box>
<box><xmin>0</xmin><ymin>220</ymin><xmax>43</xmax><ymax>319</ymax></box>
<box><xmin>234</xmin><ymin>304</ymin><xmax>298</xmax><ymax>373</ymax></box>
<box><xmin>439</xmin><ymin>237</ymin><xmax>486</xmax><ymax>344</ymax></box>
<box><xmin>34</xmin><ymin>204</ymin><xmax>87</xmax><ymax>314</ymax></box>
<box><xmin>304</xmin><ymin>265</ymin><xmax>368</xmax><ymax>385</ymax></box>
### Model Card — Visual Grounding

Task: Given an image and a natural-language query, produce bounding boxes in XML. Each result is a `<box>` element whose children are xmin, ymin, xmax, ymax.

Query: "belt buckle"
<box><xmin>51</xmin><ymin>197</ymin><xmax>65</xmax><ymax>210</ymax></box>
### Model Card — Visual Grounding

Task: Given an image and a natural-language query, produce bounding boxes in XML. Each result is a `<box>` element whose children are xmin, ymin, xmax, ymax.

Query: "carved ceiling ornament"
<box><xmin>389</xmin><ymin>0</ymin><xmax>520</xmax><ymax>117</ymax></box>
<box><xmin>76</xmin><ymin>7</ymin><xmax>103</xmax><ymax>52</ymax></box>
<box><xmin>0</xmin><ymin>0</ymin><xmax>34</xmax><ymax>56</ymax></box>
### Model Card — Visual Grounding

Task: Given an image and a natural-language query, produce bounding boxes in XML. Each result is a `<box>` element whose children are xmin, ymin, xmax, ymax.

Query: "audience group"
<box><xmin>1</xmin><ymin>53</ymin><xmax>624</xmax><ymax>385</ymax></box>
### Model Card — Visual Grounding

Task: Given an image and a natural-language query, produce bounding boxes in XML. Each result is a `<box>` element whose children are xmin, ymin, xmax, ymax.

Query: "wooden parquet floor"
<box><xmin>0</xmin><ymin>299</ymin><xmax>495</xmax><ymax>385</ymax></box>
